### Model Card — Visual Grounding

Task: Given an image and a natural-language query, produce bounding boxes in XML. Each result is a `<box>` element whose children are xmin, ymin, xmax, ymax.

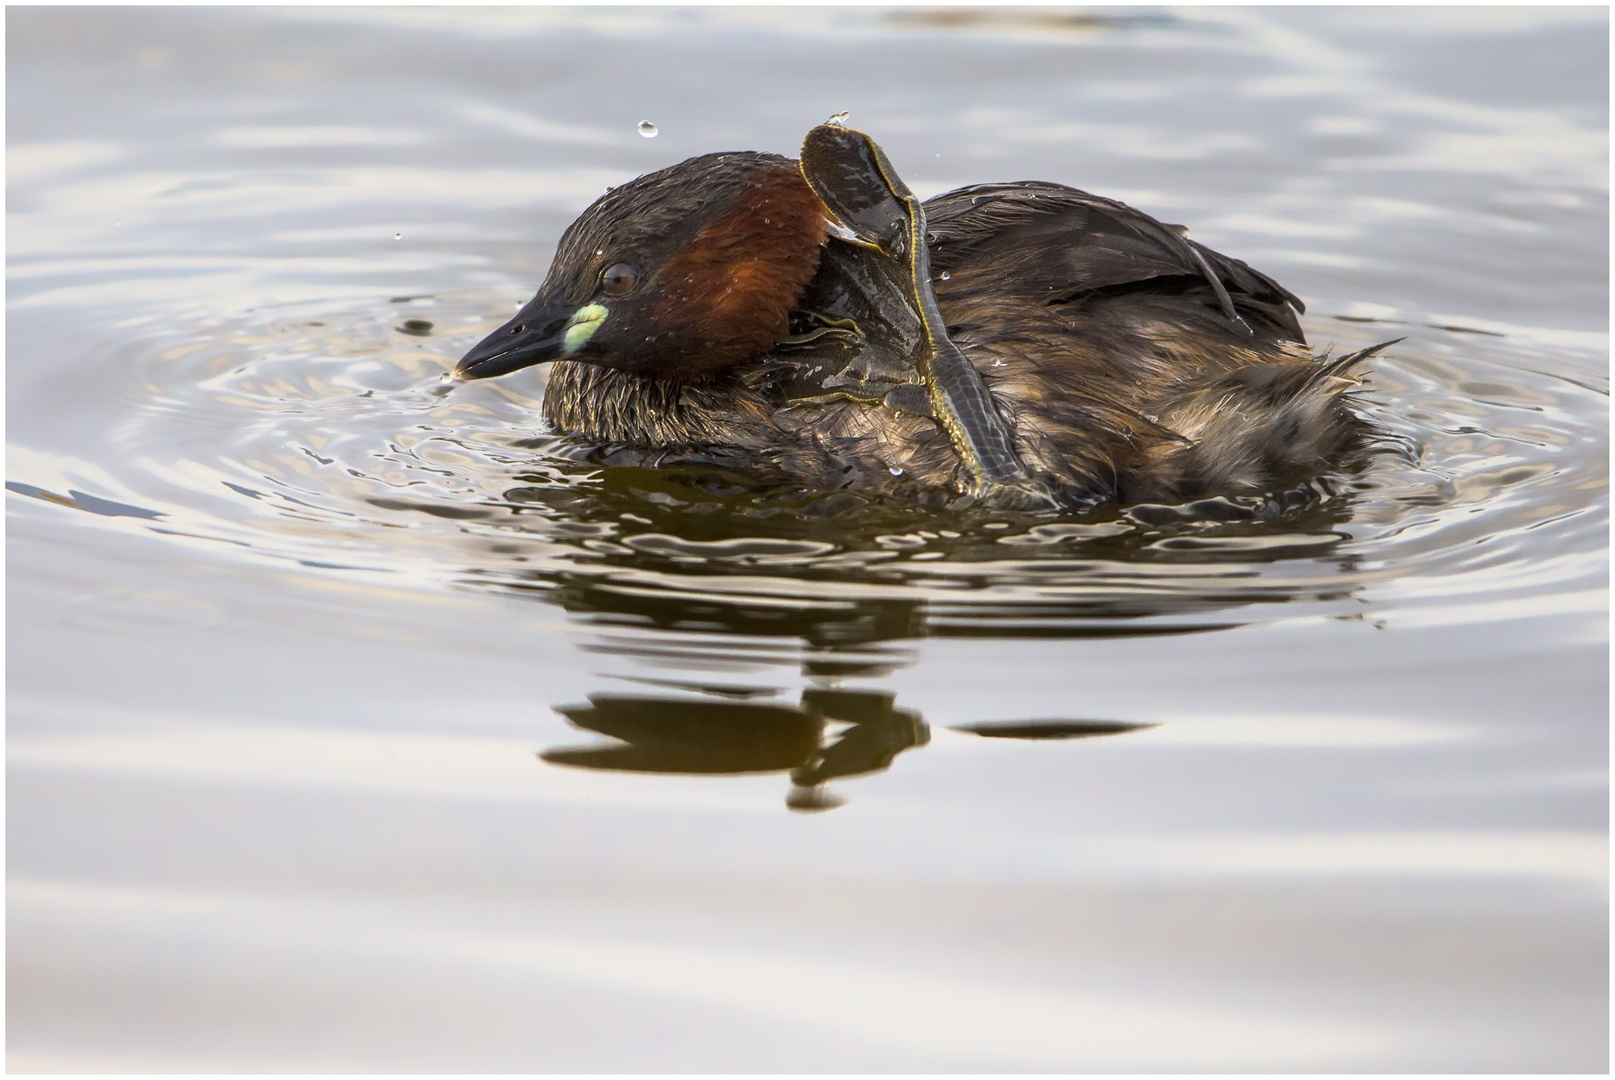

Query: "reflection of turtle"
<box><xmin>456</xmin><ymin>122</ymin><xmax>1392</xmax><ymax>510</ymax></box>
<box><xmin>541</xmin><ymin>688</ymin><xmax>929</xmax><ymax>813</ymax></box>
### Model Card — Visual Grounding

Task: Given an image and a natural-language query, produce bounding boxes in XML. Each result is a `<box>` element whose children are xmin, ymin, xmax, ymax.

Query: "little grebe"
<box><xmin>455</xmin><ymin>123</ymin><xmax>1389</xmax><ymax>509</ymax></box>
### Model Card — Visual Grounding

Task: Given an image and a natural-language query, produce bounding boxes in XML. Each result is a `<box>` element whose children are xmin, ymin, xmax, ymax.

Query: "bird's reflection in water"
<box><xmin>479</xmin><ymin>466</ymin><xmax>1374</xmax><ymax>810</ymax></box>
<box><xmin>544</xmin><ymin>687</ymin><xmax>928</xmax><ymax>812</ymax></box>
<box><xmin>531</xmin><ymin>577</ymin><xmax>1166</xmax><ymax>810</ymax></box>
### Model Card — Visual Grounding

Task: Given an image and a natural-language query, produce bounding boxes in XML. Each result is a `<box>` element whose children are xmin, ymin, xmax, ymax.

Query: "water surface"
<box><xmin>7</xmin><ymin>6</ymin><xmax>1607</xmax><ymax>1071</ymax></box>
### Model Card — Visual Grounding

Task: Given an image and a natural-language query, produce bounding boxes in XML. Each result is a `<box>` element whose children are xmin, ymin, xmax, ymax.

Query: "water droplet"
<box><xmin>595</xmin><ymin>249</ymin><xmax>604</xmax><ymax>256</ymax></box>
<box><xmin>637</xmin><ymin>121</ymin><xmax>658</xmax><ymax>138</ymax></box>
<box><xmin>826</xmin><ymin>111</ymin><xmax>849</xmax><ymax>127</ymax></box>
<box><xmin>993</xmin><ymin>359</ymin><xmax>1005</xmax><ymax>367</ymax></box>
<box><xmin>888</xmin><ymin>467</ymin><xmax>903</xmax><ymax>476</ymax></box>
<box><xmin>939</xmin><ymin>271</ymin><xmax>951</xmax><ymax>281</ymax></box>
<box><xmin>393</xmin><ymin>233</ymin><xmax>402</xmax><ymax>240</ymax></box>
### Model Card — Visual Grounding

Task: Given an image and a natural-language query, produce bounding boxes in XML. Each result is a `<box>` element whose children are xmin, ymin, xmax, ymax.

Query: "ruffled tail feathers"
<box><xmin>1302</xmin><ymin>337</ymin><xmax>1403</xmax><ymax>394</ymax></box>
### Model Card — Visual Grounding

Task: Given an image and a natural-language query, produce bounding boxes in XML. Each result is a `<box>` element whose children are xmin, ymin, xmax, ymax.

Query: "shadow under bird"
<box><xmin>455</xmin><ymin>122</ymin><xmax>1393</xmax><ymax>510</ymax></box>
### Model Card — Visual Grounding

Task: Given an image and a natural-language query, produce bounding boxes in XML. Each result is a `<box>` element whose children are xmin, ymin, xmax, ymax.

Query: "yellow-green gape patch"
<box><xmin>563</xmin><ymin>304</ymin><xmax>608</xmax><ymax>354</ymax></box>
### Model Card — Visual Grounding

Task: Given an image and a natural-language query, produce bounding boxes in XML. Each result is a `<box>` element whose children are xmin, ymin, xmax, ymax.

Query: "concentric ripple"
<box><xmin>9</xmin><ymin>288</ymin><xmax>1606</xmax><ymax>643</ymax></box>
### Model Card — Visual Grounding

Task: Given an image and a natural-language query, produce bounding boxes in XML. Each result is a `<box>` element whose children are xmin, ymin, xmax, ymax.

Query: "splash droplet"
<box><xmin>826</xmin><ymin>111</ymin><xmax>850</xmax><ymax>127</ymax></box>
<box><xmin>939</xmin><ymin>270</ymin><xmax>951</xmax><ymax>281</ymax></box>
<box><xmin>637</xmin><ymin>121</ymin><xmax>658</xmax><ymax>138</ymax></box>
<box><xmin>888</xmin><ymin>467</ymin><xmax>904</xmax><ymax>476</ymax></box>
<box><xmin>393</xmin><ymin>233</ymin><xmax>402</xmax><ymax>240</ymax></box>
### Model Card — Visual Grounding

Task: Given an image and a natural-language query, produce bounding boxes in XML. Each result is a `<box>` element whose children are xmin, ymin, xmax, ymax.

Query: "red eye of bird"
<box><xmin>600</xmin><ymin>262</ymin><xmax>639</xmax><ymax>297</ymax></box>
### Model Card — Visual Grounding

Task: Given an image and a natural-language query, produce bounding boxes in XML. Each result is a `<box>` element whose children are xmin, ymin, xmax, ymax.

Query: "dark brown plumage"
<box><xmin>456</xmin><ymin>142</ymin><xmax>1384</xmax><ymax>509</ymax></box>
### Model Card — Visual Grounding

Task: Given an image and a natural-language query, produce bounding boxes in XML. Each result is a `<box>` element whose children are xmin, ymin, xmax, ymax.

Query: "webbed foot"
<box><xmin>799</xmin><ymin>124</ymin><xmax>1041</xmax><ymax>501</ymax></box>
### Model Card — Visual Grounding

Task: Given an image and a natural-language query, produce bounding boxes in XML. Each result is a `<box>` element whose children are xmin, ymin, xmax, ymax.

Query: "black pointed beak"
<box><xmin>454</xmin><ymin>300</ymin><xmax>586</xmax><ymax>381</ymax></box>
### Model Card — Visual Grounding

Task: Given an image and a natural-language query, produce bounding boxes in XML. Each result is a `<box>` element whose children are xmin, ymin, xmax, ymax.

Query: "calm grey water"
<box><xmin>7</xmin><ymin>6</ymin><xmax>1608</xmax><ymax>1071</ymax></box>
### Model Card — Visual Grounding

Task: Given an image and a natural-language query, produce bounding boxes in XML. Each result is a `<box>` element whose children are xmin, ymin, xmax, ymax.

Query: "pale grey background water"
<box><xmin>7</xmin><ymin>6</ymin><xmax>1608</xmax><ymax>1071</ymax></box>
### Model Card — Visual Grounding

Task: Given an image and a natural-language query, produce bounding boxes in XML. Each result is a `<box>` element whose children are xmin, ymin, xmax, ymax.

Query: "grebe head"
<box><xmin>455</xmin><ymin>151</ymin><xmax>829</xmax><ymax>383</ymax></box>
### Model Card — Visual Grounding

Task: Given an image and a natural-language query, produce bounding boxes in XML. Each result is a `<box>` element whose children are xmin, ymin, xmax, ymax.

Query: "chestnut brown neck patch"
<box><xmin>653</xmin><ymin>165</ymin><xmax>827</xmax><ymax>379</ymax></box>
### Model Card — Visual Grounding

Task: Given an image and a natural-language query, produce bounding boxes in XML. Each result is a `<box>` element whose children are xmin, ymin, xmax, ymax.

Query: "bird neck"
<box><xmin>541</xmin><ymin>360</ymin><xmax>775</xmax><ymax>449</ymax></box>
<box><xmin>644</xmin><ymin>164</ymin><xmax>829</xmax><ymax>380</ymax></box>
